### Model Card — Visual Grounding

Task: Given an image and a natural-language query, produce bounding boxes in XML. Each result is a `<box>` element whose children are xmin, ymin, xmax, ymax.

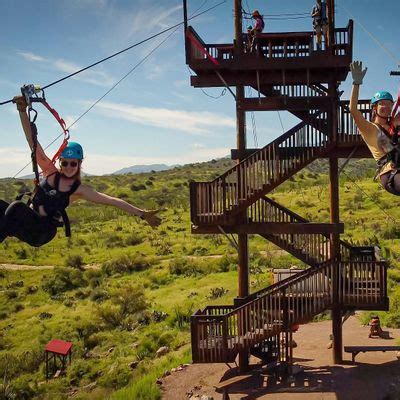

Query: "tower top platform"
<box><xmin>186</xmin><ymin>20</ymin><xmax>353</xmax><ymax>87</ymax></box>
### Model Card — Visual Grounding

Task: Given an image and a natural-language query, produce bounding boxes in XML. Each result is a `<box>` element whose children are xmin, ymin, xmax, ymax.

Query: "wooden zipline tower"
<box><xmin>184</xmin><ymin>0</ymin><xmax>389</xmax><ymax>371</ymax></box>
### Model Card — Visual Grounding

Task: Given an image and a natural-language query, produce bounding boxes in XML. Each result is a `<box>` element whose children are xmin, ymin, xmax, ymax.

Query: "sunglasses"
<box><xmin>60</xmin><ymin>160</ymin><xmax>79</xmax><ymax>168</ymax></box>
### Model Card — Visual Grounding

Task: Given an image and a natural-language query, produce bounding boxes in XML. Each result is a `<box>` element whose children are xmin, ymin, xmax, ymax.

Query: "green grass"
<box><xmin>1</xmin><ymin>157</ymin><xmax>400</xmax><ymax>398</ymax></box>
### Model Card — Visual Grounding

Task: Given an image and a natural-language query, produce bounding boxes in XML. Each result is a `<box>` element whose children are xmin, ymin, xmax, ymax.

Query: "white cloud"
<box><xmin>91</xmin><ymin>101</ymin><xmax>235</xmax><ymax>135</ymax></box>
<box><xmin>18</xmin><ymin>51</ymin><xmax>46</xmax><ymax>62</ymax></box>
<box><xmin>18</xmin><ymin>51</ymin><xmax>114</xmax><ymax>87</ymax></box>
<box><xmin>83</xmin><ymin>146</ymin><xmax>230</xmax><ymax>175</ymax></box>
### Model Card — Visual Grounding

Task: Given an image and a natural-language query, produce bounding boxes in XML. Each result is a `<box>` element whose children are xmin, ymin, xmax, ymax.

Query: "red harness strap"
<box><xmin>389</xmin><ymin>90</ymin><xmax>400</xmax><ymax>134</ymax></box>
<box><xmin>41</xmin><ymin>100</ymin><xmax>70</xmax><ymax>164</ymax></box>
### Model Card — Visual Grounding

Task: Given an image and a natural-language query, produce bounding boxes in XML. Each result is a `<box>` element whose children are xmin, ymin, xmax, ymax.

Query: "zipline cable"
<box><xmin>337</xmin><ymin>1</ymin><xmax>400</xmax><ymax>66</ymax></box>
<box><xmin>0</xmin><ymin>0</ymin><xmax>227</xmax><ymax>106</ymax></box>
<box><xmin>13</xmin><ymin>1</ymin><xmax>224</xmax><ymax>178</ymax></box>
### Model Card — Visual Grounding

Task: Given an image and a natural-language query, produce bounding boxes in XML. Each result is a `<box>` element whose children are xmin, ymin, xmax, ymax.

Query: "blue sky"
<box><xmin>0</xmin><ymin>0</ymin><xmax>399</xmax><ymax>178</ymax></box>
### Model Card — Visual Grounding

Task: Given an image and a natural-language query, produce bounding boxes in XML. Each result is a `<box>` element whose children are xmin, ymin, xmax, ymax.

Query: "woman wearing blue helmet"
<box><xmin>0</xmin><ymin>96</ymin><xmax>160</xmax><ymax>247</ymax></box>
<box><xmin>350</xmin><ymin>61</ymin><xmax>400</xmax><ymax>195</ymax></box>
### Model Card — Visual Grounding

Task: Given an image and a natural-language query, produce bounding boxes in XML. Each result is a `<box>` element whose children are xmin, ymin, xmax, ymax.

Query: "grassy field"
<box><xmin>0</xmin><ymin>157</ymin><xmax>400</xmax><ymax>399</ymax></box>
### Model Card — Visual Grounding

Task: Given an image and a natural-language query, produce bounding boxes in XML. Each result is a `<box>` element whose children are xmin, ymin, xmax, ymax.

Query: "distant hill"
<box><xmin>112</xmin><ymin>164</ymin><xmax>177</xmax><ymax>175</ymax></box>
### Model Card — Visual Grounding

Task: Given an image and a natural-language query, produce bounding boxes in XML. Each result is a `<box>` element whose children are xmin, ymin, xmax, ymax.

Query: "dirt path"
<box><xmin>161</xmin><ymin>315</ymin><xmax>400</xmax><ymax>400</ymax></box>
<box><xmin>0</xmin><ymin>263</ymin><xmax>101</xmax><ymax>270</ymax></box>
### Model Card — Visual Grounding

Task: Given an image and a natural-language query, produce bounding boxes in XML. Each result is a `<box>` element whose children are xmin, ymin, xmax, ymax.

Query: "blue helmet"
<box><xmin>61</xmin><ymin>142</ymin><xmax>84</xmax><ymax>160</ymax></box>
<box><xmin>371</xmin><ymin>91</ymin><xmax>394</xmax><ymax>105</ymax></box>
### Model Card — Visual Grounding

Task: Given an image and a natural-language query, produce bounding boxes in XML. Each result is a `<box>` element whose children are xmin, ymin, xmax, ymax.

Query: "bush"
<box><xmin>5</xmin><ymin>290</ymin><xmax>18</xmax><ymax>300</ymax></box>
<box><xmin>125</xmin><ymin>233</ymin><xmax>144</xmax><ymax>246</ymax></box>
<box><xmin>42</xmin><ymin>267</ymin><xmax>87</xmax><ymax>295</ymax></box>
<box><xmin>168</xmin><ymin>258</ymin><xmax>212</xmax><ymax>277</ymax></box>
<box><xmin>90</xmin><ymin>288</ymin><xmax>109</xmax><ymax>303</ymax></box>
<box><xmin>64</xmin><ymin>254</ymin><xmax>85</xmax><ymax>269</ymax></box>
<box><xmin>97</xmin><ymin>284</ymin><xmax>148</xmax><ymax>329</ymax></box>
<box><xmin>101</xmin><ymin>255</ymin><xmax>150</xmax><ymax>276</ymax></box>
<box><xmin>170</xmin><ymin>304</ymin><xmax>193</xmax><ymax>329</ymax></box>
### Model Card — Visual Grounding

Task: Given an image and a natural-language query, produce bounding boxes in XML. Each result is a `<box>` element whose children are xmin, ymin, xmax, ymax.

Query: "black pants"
<box><xmin>380</xmin><ymin>171</ymin><xmax>400</xmax><ymax>196</ymax></box>
<box><xmin>0</xmin><ymin>200</ymin><xmax>57</xmax><ymax>247</ymax></box>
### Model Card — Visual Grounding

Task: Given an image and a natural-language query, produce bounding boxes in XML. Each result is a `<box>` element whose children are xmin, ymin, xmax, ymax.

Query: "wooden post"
<box><xmin>234</xmin><ymin>0</ymin><xmax>249</xmax><ymax>372</ymax></box>
<box><xmin>329</xmin><ymin>79</ymin><xmax>342</xmax><ymax>364</ymax></box>
<box><xmin>327</xmin><ymin>0</ymin><xmax>335</xmax><ymax>49</ymax></box>
<box><xmin>183</xmin><ymin>0</ymin><xmax>189</xmax><ymax>64</ymax></box>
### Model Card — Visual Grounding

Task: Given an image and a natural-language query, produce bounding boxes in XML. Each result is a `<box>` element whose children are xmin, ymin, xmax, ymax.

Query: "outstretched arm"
<box><xmin>349</xmin><ymin>61</ymin><xmax>377</xmax><ymax>136</ymax></box>
<box><xmin>74</xmin><ymin>185</ymin><xmax>161</xmax><ymax>227</ymax></box>
<box><xmin>14</xmin><ymin>96</ymin><xmax>56</xmax><ymax>176</ymax></box>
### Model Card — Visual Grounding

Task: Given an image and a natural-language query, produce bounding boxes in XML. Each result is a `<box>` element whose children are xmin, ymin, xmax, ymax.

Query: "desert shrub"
<box><xmin>5</xmin><ymin>290</ymin><xmax>18</xmax><ymax>300</ymax></box>
<box><xmin>111</xmin><ymin>284</ymin><xmax>147</xmax><ymax>316</ymax></box>
<box><xmin>85</xmin><ymin>269</ymin><xmax>104</xmax><ymax>288</ymax></box>
<box><xmin>25</xmin><ymin>285</ymin><xmax>38</xmax><ymax>294</ymax></box>
<box><xmin>14</xmin><ymin>247</ymin><xmax>28</xmax><ymax>259</ymax></box>
<box><xmin>101</xmin><ymin>254</ymin><xmax>150</xmax><ymax>276</ymax></box>
<box><xmin>168</xmin><ymin>258</ymin><xmax>213</xmax><ymax>277</ymax></box>
<box><xmin>169</xmin><ymin>304</ymin><xmax>194</xmax><ymax>329</ymax></box>
<box><xmin>380</xmin><ymin>224</ymin><xmax>400</xmax><ymax>240</ymax></box>
<box><xmin>125</xmin><ymin>233</ymin><xmax>144</xmax><ymax>246</ymax></box>
<box><xmin>130</xmin><ymin>184</ymin><xmax>146</xmax><ymax>192</ymax></box>
<box><xmin>0</xmin><ymin>311</ymin><xmax>9</xmax><ymax>320</ymax></box>
<box><xmin>217</xmin><ymin>255</ymin><xmax>237</xmax><ymax>272</ymax></box>
<box><xmin>97</xmin><ymin>361</ymin><xmax>132</xmax><ymax>389</ymax></box>
<box><xmin>97</xmin><ymin>284</ymin><xmax>148</xmax><ymax>329</ymax></box>
<box><xmin>90</xmin><ymin>288</ymin><xmax>109</xmax><ymax>303</ymax></box>
<box><xmin>64</xmin><ymin>254</ymin><xmax>85</xmax><ymax>269</ymax></box>
<box><xmin>13</xmin><ymin>303</ymin><xmax>25</xmax><ymax>313</ymax></box>
<box><xmin>97</xmin><ymin>304</ymin><xmax>124</xmax><ymax>328</ymax></box>
<box><xmin>0</xmin><ymin>349</ymin><xmax>43</xmax><ymax>380</ymax></box>
<box><xmin>74</xmin><ymin>288</ymin><xmax>91</xmax><ymax>299</ymax></box>
<box><xmin>6</xmin><ymin>375</ymin><xmax>38</xmax><ymax>400</ymax></box>
<box><xmin>7</xmin><ymin>280</ymin><xmax>24</xmax><ymax>289</ymax></box>
<box><xmin>68</xmin><ymin>359</ymin><xmax>93</xmax><ymax>384</ymax></box>
<box><xmin>207</xmin><ymin>287</ymin><xmax>229</xmax><ymax>299</ymax></box>
<box><xmin>104</xmin><ymin>234</ymin><xmax>125</xmax><ymax>248</ymax></box>
<box><xmin>42</xmin><ymin>267</ymin><xmax>87</xmax><ymax>295</ymax></box>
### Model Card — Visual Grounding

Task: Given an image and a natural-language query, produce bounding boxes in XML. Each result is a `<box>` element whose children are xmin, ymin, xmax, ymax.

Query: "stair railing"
<box><xmin>191</xmin><ymin>120</ymin><xmax>331</xmax><ymax>225</ymax></box>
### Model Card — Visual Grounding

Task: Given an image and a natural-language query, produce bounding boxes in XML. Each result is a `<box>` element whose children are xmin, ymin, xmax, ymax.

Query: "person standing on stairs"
<box><xmin>349</xmin><ymin>61</ymin><xmax>400</xmax><ymax>195</ymax></box>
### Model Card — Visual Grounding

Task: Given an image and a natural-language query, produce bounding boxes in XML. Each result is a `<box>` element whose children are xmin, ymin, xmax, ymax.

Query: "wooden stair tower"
<box><xmin>183</xmin><ymin>0</ymin><xmax>388</xmax><ymax>372</ymax></box>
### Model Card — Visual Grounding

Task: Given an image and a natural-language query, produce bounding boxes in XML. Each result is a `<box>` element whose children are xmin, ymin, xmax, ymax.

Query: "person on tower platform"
<box><xmin>350</xmin><ymin>61</ymin><xmax>400</xmax><ymax>196</ymax></box>
<box><xmin>247</xmin><ymin>10</ymin><xmax>265</xmax><ymax>52</ymax></box>
<box><xmin>311</xmin><ymin>0</ymin><xmax>328</xmax><ymax>50</ymax></box>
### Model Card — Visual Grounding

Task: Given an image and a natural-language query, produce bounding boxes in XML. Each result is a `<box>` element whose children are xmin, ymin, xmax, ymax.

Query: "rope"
<box><xmin>200</xmin><ymin>88</ymin><xmax>227</xmax><ymax>99</ymax></box>
<box><xmin>12</xmin><ymin>1</ymin><xmax>225</xmax><ymax>178</ymax></box>
<box><xmin>341</xmin><ymin>169</ymin><xmax>399</xmax><ymax>225</ymax></box>
<box><xmin>0</xmin><ymin>0</ymin><xmax>227</xmax><ymax>106</ymax></box>
<box><xmin>277</xmin><ymin>111</ymin><xmax>285</xmax><ymax>134</ymax></box>
<box><xmin>218</xmin><ymin>225</ymin><xmax>239</xmax><ymax>251</ymax></box>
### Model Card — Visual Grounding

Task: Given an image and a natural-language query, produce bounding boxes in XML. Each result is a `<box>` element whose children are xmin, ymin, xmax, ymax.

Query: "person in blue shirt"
<box><xmin>311</xmin><ymin>0</ymin><xmax>328</xmax><ymax>50</ymax></box>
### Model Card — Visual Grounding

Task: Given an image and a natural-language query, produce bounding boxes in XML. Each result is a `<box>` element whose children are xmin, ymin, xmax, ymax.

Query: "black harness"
<box><xmin>17</xmin><ymin>172</ymin><xmax>80</xmax><ymax>237</ymax></box>
<box><xmin>376</xmin><ymin>124</ymin><xmax>400</xmax><ymax>188</ymax></box>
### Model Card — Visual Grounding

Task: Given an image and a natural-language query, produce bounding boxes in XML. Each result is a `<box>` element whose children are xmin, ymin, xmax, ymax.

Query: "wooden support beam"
<box><xmin>231</xmin><ymin>143</ymin><xmax>371</xmax><ymax>160</ymax></box>
<box><xmin>191</xmin><ymin>69</ymin><xmax>349</xmax><ymax>87</ymax></box>
<box><xmin>238</xmin><ymin>96</ymin><xmax>331</xmax><ymax>111</ymax></box>
<box><xmin>192</xmin><ymin>222</ymin><xmax>344</xmax><ymax>235</ymax></box>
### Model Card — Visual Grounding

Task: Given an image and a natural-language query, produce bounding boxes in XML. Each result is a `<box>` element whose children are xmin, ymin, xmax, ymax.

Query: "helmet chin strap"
<box><xmin>376</xmin><ymin>111</ymin><xmax>391</xmax><ymax>123</ymax></box>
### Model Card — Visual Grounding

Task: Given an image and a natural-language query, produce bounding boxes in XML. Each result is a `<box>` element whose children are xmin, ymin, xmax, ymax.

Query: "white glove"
<box><xmin>350</xmin><ymin>61</ymin><xmax>367</xmax><ymax>85</ymax></box>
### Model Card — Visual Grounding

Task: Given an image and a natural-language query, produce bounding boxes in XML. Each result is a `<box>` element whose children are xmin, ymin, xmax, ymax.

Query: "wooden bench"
<box><xmin>214</xmin><ymin>374</ymin><xmax>252</xmax><ymax>400</ymax></box>
<box><xmin>344</xmin><ymin>346</ymin><xmax>400</xmax><ymax>363</ymax></box>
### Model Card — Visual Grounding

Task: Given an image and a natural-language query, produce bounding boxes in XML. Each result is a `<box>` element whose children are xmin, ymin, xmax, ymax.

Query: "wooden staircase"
<box><xmin>190</xmin><ymin>118</ymin><xmax>332</xmax><ymax>226</ymax></box>
<box><xmin>191</xmin><ymin>256</ymin><xmax>388</xmax><ymax>363</ymax></box>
